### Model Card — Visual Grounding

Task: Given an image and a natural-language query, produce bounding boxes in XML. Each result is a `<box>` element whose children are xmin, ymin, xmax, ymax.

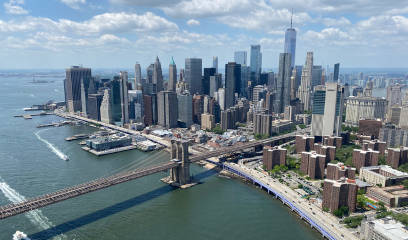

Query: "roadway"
<box><xmin>224</xmin><ymin>162</ymin><xmax>358</xmax><ymax>240</ymax></box>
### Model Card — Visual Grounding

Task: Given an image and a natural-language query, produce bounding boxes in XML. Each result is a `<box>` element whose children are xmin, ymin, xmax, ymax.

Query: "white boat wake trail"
<box><xmin>0</xmin><ymin>177</ymin><xmax>66</xmax><ymax>239</ymax></box>
<box><xmin>35</xmin><ymin>130</ymin><xmax>68</xmax><ymax>161</ymax></box>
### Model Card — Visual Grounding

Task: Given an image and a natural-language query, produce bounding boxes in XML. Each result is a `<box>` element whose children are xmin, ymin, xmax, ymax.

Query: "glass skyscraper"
<box><xmin>284</xmin><ymin>16</ymin><xmax>297</xmax><ymax>68</ymax></box>
<box><xmin>234</xmin><ymin>51</ymin><xmax>247</xmax><ymax>66</ymax></box>
<box><xmin>250</xmin><ymin>45</ymin><xmax>262</xmax><ymax>74</ymax></box>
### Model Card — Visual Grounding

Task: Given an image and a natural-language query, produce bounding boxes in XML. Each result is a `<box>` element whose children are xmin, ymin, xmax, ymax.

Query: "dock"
<box><xmin>14</xmin><ymin>112</ymin><xmax>54</xmax><ymax>118</ymax></box>
<box><xmin>37</xmin><ymin>121</ymin><xmax>72</xmax><ymax>128</ymax></box>
<box><xmin>82</xmin><ymin>145</ymin><xmax>138</xmax><ymax>156</ymax></box>
<box><xmin>65</xmin><ymin>134</ymin><xmax>89</xmax><ymax>141</ymax></box>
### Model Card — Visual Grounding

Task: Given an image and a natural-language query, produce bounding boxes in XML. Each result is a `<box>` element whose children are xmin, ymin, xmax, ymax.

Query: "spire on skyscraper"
<box><xmin>290</xmin><ymin>8</ymin><xmax>293</xmax><ymax>29</ymax></box>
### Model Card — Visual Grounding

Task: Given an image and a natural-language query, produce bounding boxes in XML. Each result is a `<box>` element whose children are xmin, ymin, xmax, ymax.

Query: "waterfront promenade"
<box><xmin>222</xmin><ymin>162</ymin><xmax>358</xmax><ymax>240</ymax></box>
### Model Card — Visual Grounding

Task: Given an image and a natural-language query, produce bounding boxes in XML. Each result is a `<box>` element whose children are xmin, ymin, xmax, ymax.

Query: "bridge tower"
<box><xmin>169</xmin><ymin>140</ymin><xmax>191</xmax><ymax>186</ymax></box>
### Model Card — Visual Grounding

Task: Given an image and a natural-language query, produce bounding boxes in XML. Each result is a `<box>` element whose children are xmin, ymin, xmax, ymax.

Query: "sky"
<box><xmin>0</xmin><ymin>0</ymin><xmax>408</xmax><ymax>70</ymax></box>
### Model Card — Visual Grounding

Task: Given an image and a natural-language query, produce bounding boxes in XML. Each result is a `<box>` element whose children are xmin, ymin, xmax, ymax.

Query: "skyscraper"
<box><xmin>158</xmin><ymin>91</ymin><xmax>178</xmax><ymax>128</ymax></box>
<box><xmin>312</xmin><ymin>65</ymin><xmax>323</xmax><ymax>87</ymax></box>
<box><xmin>100</xmin><ymin>89</ymin><xmax>112</xmax><ymax>124</ymax></box>
<box><xmin>168</xmin><ymin>57</ymin><xmax>177</xmax><ymax>92</ymax></box>
<box><xmin>87</xmin><ymin>93</ymin><xmax>103</xmax><ymax>120</ymax></box>
<box><xmin>311</xmin><ymin>82</ymin><xmax>344</xmax><ymax>137</ymax></box>
<box><xmin>250</xmin><ymin>45</ymin><xmax>262</xmax><ymax>74</ymax></box>
<box><xmin>274</xmin><ymin>53</ymin><xmax>292</xmax><ymax>113</ymax></box>
<box><xmin>153</xmin><ymin>56</ymin><xmax>163</xmax><ymax>92</ymax></box>
<box><xmin>134</xmin><ymin>63</ymin><xmax>142</xmax><ymax>89</ymax></box>
<box><xmin>298</xmin><ymin>52</ymin><xmax>313</xmax><ymax>111</ymax></box>
<box><xmin>283</xmin><ymin>14</ymin><xmax>297</xmax><ymax>68</ymax></box>
<box><xmin>213</xmin><ymin>56</ymin><xmax>218</xmax><ymax>73</ymax></box>
<box><xmin>119</xmin><ymin>71</ymin><xmax>129</xmax><ymax>125</ymax></box>
<box><xmin>333</xmin><ymin>63</ymin><xmax>340</xmax><ymax>83</ymax></box>
<box><xmin>185</xmin><ymin>58</ymin><xmax>202</xmax><ymax>94</ymax></box>
<box><xmin>203</xmin><ymin>67</ymin><xmax>216</xmax><ymax>95</ymax></box>
<box><xmin>209</xmin><ymin>74</ymin><xmax>222</xmax><ymax>98</ymax></box>
<box><xmin>225</xmin><ymin>62</ymin><xmax>241</xmax><ymax>109</ymax></box>
<box><xmin>177</xmin><ymin>91</ymin><xmax>193</xmax><ymax>128</ymax></box>
<box><xmin>64</xmin><ymin>66</ymin><xmax>91</xmax><ymax>113</ymax></box>
<box><xmin>234</xmin><ymin>51</ymin><xmax>247</xmax><ymax>66</ymax></box>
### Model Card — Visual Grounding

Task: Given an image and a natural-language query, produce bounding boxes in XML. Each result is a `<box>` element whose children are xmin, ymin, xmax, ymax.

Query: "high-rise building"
<box><xmin>215</xmin><ymin>88</ymin><xmax>225</xmax><ymax>111</ymax></box>
<box><xmin>201</xmin><ymin>113</ymin><xmax>215</xmax><ymax>130</ymax></box>
<box><xmin>65</xmin><ymin>66</ymin><xmax>92</xmax><ymax>113</ymax></box>
<box><xmin>323</xmin><ymin>178</ymin><xmax>358</xmax><ymax>213</ymax></box>
<box><xmin>153</xmin><ymin>56</ymin><xmax>163</xmax><ymax>92</ymax></box>
<box><xmin>311</xmin><ymin>82</ymin><xmax>344</xmax><ymax>137</ymax></box>
<box><xmin>110</xmin><ymin>77</ymin><xmax>122</xmax><ymax>123</ymax></box>
<box><xmin>300</xmin><ymin>151</ymin><xmax>326</xmax><ymax>179</ymax></box>
<box><xmin>333</xmin><ymin>63</ymin><xmax>340</xmax><ymax>83</ymax></box>
<box><xmin>298</xmin><ymin>52</ymin><xmax>313</xmax><ymax>111</ymax></box>
<box><xmin>157</xmin><ymin>91</ymin><xmax>178</xmax><ymax>128</ymax></box>
<box><xmin>192</xmin><ymin>94</ymin><xmax>203</xmax><ymax>124</ymax></box>
<box><xmin>128</xmin><ymin>90</ymin><xmax>144</xmax><ymax>122</ymax></box>
<box><xmin>225</xmin><ymin>62</ymin><xmax>241</xmax><ymax>109</ymax></box>
<box><xmin>274</xmin><ymin>53</ymin><xmax>292</xmax><ymax>113</ymax></box>
<box><xmin>250</xmin><ymin>45</ymin><xmax>262</xmax><ymax>74</ymax></box>
<box><xmin>203</xmin><ymin>68</ymin><xmax>216</xmax><ymax>96</ymax></box>
<box><xmin>352</xmin><ymin>149</ymin><xmax>379</xmax><ymax>171</ymax></box>
<box><xmin>234</xmin><ymin>51</ymin><xmax>247</xmax><ymax>66</ymax></box>
<box><xmin>185</xmin><ymin>58</ymin><xmax>203</xmax><ymax>94</ymax></box>
<box><xmin>312</xmin><ymin>65</ymin><xmax>323</xmax><ymax>87</ymax></box>
<box><xmin>209</xmin><ymin>74</ymin><xmax>222</xmax><ymax>98</ymax></box>
<box><xmin>283</xmin><ymin>16</ymin><xmax>296</xmax><ymax>68</ymax></box>
<box><xmin>344</xmin><ymin>96</ymin><xmax>387</xmax><ymax>126</ymax></box>
<box><xmin>326</xmin><ymin>162</ymin><xmax>356</xmax><ymax>180</ymax></box>
<box><xmin>168</xmin><ymin>57</ymin><xmax>177</xmax><ymax>92</ymax></box>
<box><xmin>119</xmin><ymin>71</ymin><xmax>129</xmax><ymax>125</ymax></box>
<box><xmin>87</xmin><ymin>93</ymin><xmax>103</xmax><ymax>120</ymax></box>
<box><xmin>146</xmin><ymin>64</ymin><xmax>154</xmax><ymax>84</ymax></box>
<box><xmin>212</xmin><ymin>56</ymin><xmax>218</xmax><ymax>73</ymax></box>
<box><xmin>134</xmin><ymin>63</ymin><xmax>142</xmax><ymax>89</ymax></box>
<box><xmin>263</xmin><ymin>146</ymin><xmax>287</xmax><ymax>170</ymax></box>
<box><xmin>100</xmin><ymin>89</ymin><xmax>112</xmax><ymax>124</ymax></box>
<box><xmin>177</xmin><ymin>92</ymin><xmax>193</xmax><ymax>128</ymax></box>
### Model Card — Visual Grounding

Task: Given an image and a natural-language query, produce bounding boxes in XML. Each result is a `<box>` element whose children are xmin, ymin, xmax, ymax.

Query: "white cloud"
<box><xmin>110</xmin><ymin>0</ymin><xmax>181</xmax><ymax>7</ymax></box>
<box><xmin>60</xmin><ymin>0</ymin><xmax>86</xmax><ymax>9</ymax></box>
<box><xmin>4</xmin><ymin>0</ymin><xmax>28</xmax><ymax>15</ymax></box>
<box><xmin>186</xmin><ymin>19</ymin><xmax>200</xmax><ymax>26</ymax></box>
<box><xmin>0</xmin><ymin>12</ymin><xmax>179</xmax><ymax>35</ymax></box>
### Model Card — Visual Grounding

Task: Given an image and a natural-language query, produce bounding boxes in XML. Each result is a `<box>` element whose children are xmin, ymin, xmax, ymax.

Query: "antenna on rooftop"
<box><xmin>290</xmin><ymin>8</ymin><xmax>293</xmax><ymax>28</ymax></box>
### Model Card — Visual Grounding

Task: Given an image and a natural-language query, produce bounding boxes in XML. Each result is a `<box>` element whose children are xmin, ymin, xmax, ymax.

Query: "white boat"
<box><xmin>63</xmin><ymin>155</ymin><xmax>69</xmax><ymax>161</ymax></box>
<box><xmin>13</xmin><ymin>231</ymin><xmax>31</xmax><ymax>240</ymax></box>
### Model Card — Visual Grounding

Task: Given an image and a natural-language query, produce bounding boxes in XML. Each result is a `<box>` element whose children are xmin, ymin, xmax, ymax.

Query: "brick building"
<box><xmin>326</xmin><ymin>162</ymin><xmax>356</xmax><ymax>180</ymax></box>
<box><xmin>322</xmin><ymin>178</ymin><xmax>358</xmax><ymax>213</ymax></box>
<box><xmin>323</xmin><ymin>135</ymin><xmax>342</xmax><ymax>149</ymax></box>
<box><xmin>295</xmin><ymin>135</ymin><xmax>314</xmax><ymax>153</ymax></box>
<box><xmin>262</xmin><ymin>146</ymin><xmax>287</xmax><ymax>170</ymax></box>
<box><xmin>366</xmin><ymin>186</ymin><xmax>408</xmax><ymax>207</ymax></box>
<box><xmin>358</xmin><ymin>119</ymin><xmax>382</xmax><ymax>139</ymax></box>
<box><xmin>300</xmin><ymin>151</ymin><xmax>326</xmax><ymax>179</ymax></box>
<box><xmin>352</xmin><ymin>149</ymin><xmax>379</xmax><ymax>171</ymax></box>
<box><xmin>387</xmin><ymin>147</ymin><xmax>408</xmax><ymax>169</ymax></box>
<box><xmin>362</xmin><ymin>139</ymin><xmax>386</xmax><ymax>156</ymax></box>
<box><xmin>314</xmin><ymin>143</ymin><xmax>336</xmax><ymax>162</ymax></box>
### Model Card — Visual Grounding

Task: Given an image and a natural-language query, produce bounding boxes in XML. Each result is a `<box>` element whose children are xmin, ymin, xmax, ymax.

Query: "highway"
<box><xmin>224</xmin><ymin>162</ymin><xmax>358</xmax><ymax>240</ymax></box>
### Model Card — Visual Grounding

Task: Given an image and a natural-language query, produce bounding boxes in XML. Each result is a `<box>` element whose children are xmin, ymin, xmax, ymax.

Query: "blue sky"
<box><xmin>1</xmin><ymin>0</ymin><xmax>408</xmax><ymax>69</ymax></box>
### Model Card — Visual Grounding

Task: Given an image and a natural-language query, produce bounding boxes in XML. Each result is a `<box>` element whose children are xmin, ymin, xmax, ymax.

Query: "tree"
<box><xmin>403</xmin><ymin>179</ymin><xmax>408</xmax><ymax>189</ymax></box>
<box><xmin>378</xmin><ymin>155</ymin><xmax>386</xmax><ymax>165</ymax></box>
<box><xmin>357</xmin><ymin>195</ymin><xmax>368</xmax><ymax>209</ymax></box>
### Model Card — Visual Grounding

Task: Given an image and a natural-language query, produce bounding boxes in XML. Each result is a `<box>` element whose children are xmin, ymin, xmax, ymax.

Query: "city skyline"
<box><xmin>0</xmin><ymin>0</ymin><xmax>408</xmax><ymax>69</ymax></box>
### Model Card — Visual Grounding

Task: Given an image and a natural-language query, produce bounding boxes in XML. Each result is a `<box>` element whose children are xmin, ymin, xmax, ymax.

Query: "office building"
<box><xmin>241</xmin><ymin>66</ymin><xmax>251</xmax><ymax>97</ymax></box>
<box><xmin>213</xmin><ymin>56</ymin><xmax>218</xmax><ymax>73</ymax></box>
<box><xmin>201</xmin><ymin>113</ymin><xmax>215</xmax><ymax>130</ymax></box>
<box><xmin>100</xmin><ymin>89</ymin><xmax>112</xmax><ymax>124</ymax></box>
<box><xmin>192</xmin><ymin>95</ymin><xmax>203</xmax><ymax>124</ymax></box>
<box><xmin>209</xmin><ymin>74</ymin><xmax>222</xmax><ymax>98</ymax></box>
<box><xmin>322</xmin><ymin>178</ymin><xmax>358</xmax><ymax>213</ymax></box>
<box><xmin>311</xmin><ymin>66</ymin><xmax>323</xmax><ymax>87</ymax></box>
<box><xmin>203</xmin><ymin>67</ymin><xmax>216</xmax><ymax>96</ymax></box>
<box><xmin>300</xmin><ymin>151</ymin><xmax>326</xmax><ymax>179</ymax></box>
<box><xmin>119</xmin><ymin>71</ymin><xmax>129</xmax><ymax>125</ymax></box>
<box><xmin>380</xmin><ymin>127</ymin><xmax>408</xmax><ymax>148</ymax></box>
<box><xmin>250</xmin><ymin>45</ymin><xmax>262</xmax><ymax>74</ymax></box>
<box><xmin>157</xmin><ymin>91</ymin><xmax>178</xmax><ymax>128</ymax></box>
<box><xmin>311</xmin><ymin>83</ymin><xmax>344</xmax><ymax>137</ymax></box>
<box><xmin>65</xmin><ymin>66</ymin><xmax>92</xmax><ymax>113</ymax></box>
<box><xmin>263</xmin><ymin>146</ymin><xmax>287</xmax><ymax>170</ymax></box>
<box><xmin>185</xmin><ymin>58</ymin><xmax>202</xmax><ymax>94</ymax></box>
<box><xmin>284</xmin><ymin>17</ymin><xmax>296</xmax><ymax>68</ymax></box>
<box><xmin>87</xmin><ymin>93</ymin><xmax>103</xmax><ymax>120</ymax></box>
<box><xmin>143</xmin><ymin>94</ymin><xmax>156</xmax><ymax>126</ymax></box>
<box><xmin>387</xmin><ymin>84</ymin><xmax>402</xmax><ymax>109</ymax></box>
<box><xmin>225</xmin><ymin>62</ymin><xmax>241</xmax><ymax>109</ymax></box>
<box><xmin>252</xmin><ymin>85</ymin><xmax>267</xmax><ymax>103</ymax></box>
<box><xmin>134</xmin><ymin>63</ymin><xmax>142</xmax><ymax>89</ymax></box>
<box><xmin>298</xmin><ymin>52</ymin><xmax>313</xmax><ymax>111</ymax></box>
<box><xmin>234</xmin><ymin>51</ymin><xmax>247</xmax><ymax>66</ymax></box>
<box><xmin>352</xmin><ymin>149</ymin><xmax>379</xmax><ymax>171</ymax></box>
<box><xmin>215</xmin><ymin>88</ymin><xmax>225</xmax><ymax>111</ymax></box>
<box><xmin>168</xmin><ymin>57</ymin><xmax>177</xmax><ymax>92</ymax></box>
<box><xmin>177</xmin><ymin>92</ymin><xmax>193</xmax><ymax>128</ymax></box>
<box><xmin>387</xmin><ymin>147</ymin><xmax>408</xmax><ymax>169</ymax></box>
<box><xmin>345</xmin><ymin>96</ymin><xmax>387</xmax><ymax>126</ymax></box>
<box><xmin>326</xmin><ymin>163</ymin><xmax>356</xmax><ymax>180</ymax></box>
<box><xmin>128</xmin><ymin>90</ymin><xmax>144</xmax><ymax>122</ymax></box>
<box><xmin>153</xmin><ymin>56</ymin><xmax>164</xmax><ymax>92</ymax></box>
<box><xmin>333</xmin><ymin>63</ymin><xmax>340</xmax><ymax>82</ymax></box>
<box><xmin>359</xmin><ymin>165</ymin><xmax>408</xmax><ymax>187</ymax></box>
<box><xmin>274</xmin><ymin>53</ymin><xmax>292</xmax><ymax>113</ymax></box>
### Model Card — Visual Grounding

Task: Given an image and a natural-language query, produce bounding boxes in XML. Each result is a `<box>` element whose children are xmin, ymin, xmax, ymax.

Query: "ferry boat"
<box><xmin>62</xmin><ymin>155</ymin><xmax>69</xmax><ymax>161</ymax></box>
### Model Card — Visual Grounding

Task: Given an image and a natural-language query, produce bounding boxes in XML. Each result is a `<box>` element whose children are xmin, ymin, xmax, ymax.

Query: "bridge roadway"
<box><xmin>0</xmin><ymin>130</ymin><xmax>302</xmax><ymax>220</ymax></box>
<box><xmin>0</xmin><ymin>161</ymin><xmax>178</xmax><ymax>220</ymax></box>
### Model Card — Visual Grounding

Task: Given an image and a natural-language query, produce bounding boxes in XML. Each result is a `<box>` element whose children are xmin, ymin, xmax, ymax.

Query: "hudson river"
<box><xmin>0</xmin><ymin>72</ymin><xmax>322</xmax><ymax>240</ymax></box>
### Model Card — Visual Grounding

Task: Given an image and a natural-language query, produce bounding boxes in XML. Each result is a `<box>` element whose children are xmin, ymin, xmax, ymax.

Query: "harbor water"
<box><xmin>0</xmin><ymin>73</ymin><xmax>323</xmax><ymax>240</ymax></box>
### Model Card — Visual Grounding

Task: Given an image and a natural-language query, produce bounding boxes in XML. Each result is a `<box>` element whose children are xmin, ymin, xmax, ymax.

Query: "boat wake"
<box><xmin>35</xmin><ymin>130</ymin><xmax>69</xmax><ymax>161</ymax></box>
<box><xmin>0</xmin><ymin>178</ymin><xmax>65</xmax><ymax>239</ymax></box>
